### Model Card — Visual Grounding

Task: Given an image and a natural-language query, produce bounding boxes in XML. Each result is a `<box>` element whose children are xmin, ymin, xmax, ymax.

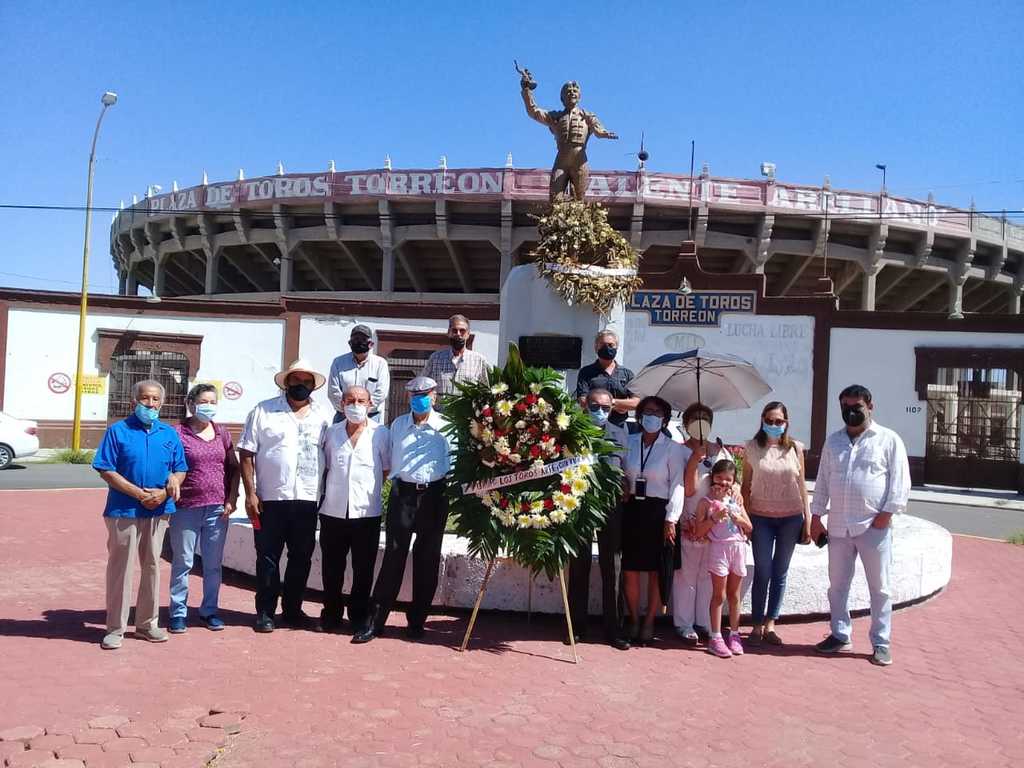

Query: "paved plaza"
<box><xmin>1</xmin><ymin>487</ymin><xmax>1023</xmax><ymax>768</ymax></box>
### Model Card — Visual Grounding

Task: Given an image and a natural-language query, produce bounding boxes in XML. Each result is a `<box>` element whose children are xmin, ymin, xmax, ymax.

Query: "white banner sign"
<box><xmin>461</xmin><ymin>455</ymin><xmax>593</xmax><ymax>496</ymax></box>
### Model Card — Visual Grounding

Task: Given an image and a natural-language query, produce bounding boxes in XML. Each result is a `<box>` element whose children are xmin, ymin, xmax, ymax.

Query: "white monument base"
<box><xmin>220</xmin><ymin>514</ymin><xmax>951</xmax><ymax>618</ymax></box>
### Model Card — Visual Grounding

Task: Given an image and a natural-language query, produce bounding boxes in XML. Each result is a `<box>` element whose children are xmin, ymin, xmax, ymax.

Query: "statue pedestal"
<box><xmin>497</xmin><ymin>264</ymin><xmax>625</xmax><ymax>390</ymax></box>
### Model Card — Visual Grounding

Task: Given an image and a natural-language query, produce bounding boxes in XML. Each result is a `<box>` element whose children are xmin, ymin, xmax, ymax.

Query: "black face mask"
<box><xmin>287</xmin><ymin>383</ymin><xmax>313</xmax><ymax>402</ymax></box>
<box><xmin>350</xmin><ymin>339</ymin><xmax>371</xmax><ymax>355</ymax></box>
<box><xmin>842</xmin><ymin>405</ymin><xmax>867</xmax><ymax>427</ymax></box>
<box><xmin>597</xmin><ymin>344</ymin><xmax>617</xmax><ymax>361</ymax></box>
<box><xmin>450</xmin><ymin>336</ymin><xmax>466</xmax><ymax>350</ymax></box>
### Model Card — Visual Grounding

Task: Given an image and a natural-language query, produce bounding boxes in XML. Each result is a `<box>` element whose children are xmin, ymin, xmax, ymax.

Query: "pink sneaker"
<box><xmin>708</xmin><ymin>636</ymin><xmax>732</xmax><ymax>658</ymax></box>
<box><xmin>727</xmin><ymin>633</ymin><xmax>744</xmax><ymax>656</ymax></box>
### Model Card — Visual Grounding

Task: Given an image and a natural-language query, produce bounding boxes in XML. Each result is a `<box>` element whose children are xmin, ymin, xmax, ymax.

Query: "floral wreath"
<box><xmin>445</xmin><ymin>345</ymin><xmax>623</xmax><ymax>578</ymax></box>
<box><xmin>533</xmin><ymin>200</ymin><xmax>644</xmax><ymax>316</ymax></box>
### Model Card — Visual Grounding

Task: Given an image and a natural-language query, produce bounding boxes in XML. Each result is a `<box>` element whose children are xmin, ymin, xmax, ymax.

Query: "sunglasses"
<box><xmin>588</xmin><ymin>405</ymin><xmax>612</xmax><ymax>413</ymax></box>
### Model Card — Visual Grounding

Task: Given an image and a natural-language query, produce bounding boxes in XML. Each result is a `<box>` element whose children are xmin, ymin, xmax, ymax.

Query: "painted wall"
<box><xmin>623</xmin><ymin>311</ymin><xmax>816</xmax><ymax>446</ymax></box>
<box><xmin>297</xmin><ymin>313</ymin><xmax>501</xmax><ymax>392</ymax></box>
<box><xmin>827</xmin><ymin>328</ymin><xmax>1024</xmax><ymax>458</ymax></box>
<box><xmin>3</xmin><ymin>308</ymin><xmax>285</xmax><ymax>424</ymax></box>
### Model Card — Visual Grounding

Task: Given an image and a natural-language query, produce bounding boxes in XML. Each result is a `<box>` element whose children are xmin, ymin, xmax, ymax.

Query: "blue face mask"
<box><xmin>641</xmin><ymin>414</ymin><xmax>664</xmax><ymax>434</ymax></box>
<box><xmin>588</xmin><ymin>406</ymin><xmax>610</xmax><ymax>426</ymax></box>
<box><xmin>135</xmin><ymin>403</ymin><xmax>160</xmax><ymax>426</ymax></box>
<box><xmin>763</xmin><ymin>422</ymin><xmax>786</xmax><ymax>439</ymax></box>
<box><xmin>410</xmin><ymin>393</ymin><xmax>432</xmax><ymax>415</ymax></box>
<box><xmin>194</xmin><ymin>404</ymin><xmax>217</xmax><ymax>422</ymax></box>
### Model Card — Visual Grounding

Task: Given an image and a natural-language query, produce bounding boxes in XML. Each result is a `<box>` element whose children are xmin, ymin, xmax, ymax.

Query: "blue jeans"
<box><xmin>169</xmin><ymin>504</ymin><xmax>228</xmax><ymax>620</ymax></box>
<box><xmin>827</xmin><ymin>524</ymin><xmax>893</xmax><ymax>648</ymax></box>
<box><xmin>750</xmin><ymin>513</ymin><xmax>804</xmax><ymax>623</ymax></box>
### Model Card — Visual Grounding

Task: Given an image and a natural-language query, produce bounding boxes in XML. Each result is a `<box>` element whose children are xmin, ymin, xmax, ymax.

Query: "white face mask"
<box><xmin>344</xmin><ymin>404</ymin><xmax>368</xmax><ymax>424</ymax></box>
<box><xmin>641</xmin><ymin>414</ymin><xmax>664</xmax><ymax>434</ymax></box>
<box><xmin>688</xmin><ymin>418</ymin><xmax>712</xmax><ymax>441</ymax></box>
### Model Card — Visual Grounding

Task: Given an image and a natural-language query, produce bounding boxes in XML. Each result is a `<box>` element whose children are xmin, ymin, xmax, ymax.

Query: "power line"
<box><xmin>0</xmin><ymin>270</ymin><xmax>110</xmax><ymax>290</ymax></box>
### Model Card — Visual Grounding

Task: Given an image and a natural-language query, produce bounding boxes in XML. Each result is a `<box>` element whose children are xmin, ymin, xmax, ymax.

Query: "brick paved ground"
<box><xmin>1</xmin><ymin>488</ymin><xmax>1022</xmax><ymax>768</ymax></box>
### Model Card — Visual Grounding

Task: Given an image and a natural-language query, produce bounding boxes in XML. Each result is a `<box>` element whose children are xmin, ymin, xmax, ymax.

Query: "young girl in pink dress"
<box><xmin>693</xmin><ymin>459</ymin><xmax>752</xmax><ymax>658</ymax></box>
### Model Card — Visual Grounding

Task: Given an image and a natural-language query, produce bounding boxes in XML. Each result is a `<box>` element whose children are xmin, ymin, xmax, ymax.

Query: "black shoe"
<box><xmin>315</xmin><ymin>619</ymin><xmax>342</xmax><ymax>634</ymax></box>
<box><xmin>280</xmin><ymin>611</ymin><xmax>313</xmax><ymax>630</ymax></box>
<box><xmin>352</xmin><ymin>624</ymin><xmax>381</xmax><ymax>644</ymax></box>
<box><xmin>608</xmin><ymin>635</ymin><xmax>631</xmax><ymax>651</ymax></box>
<box><xmin>694</xmin><ymin>625</ymin><xmax>710</xmax><ymax>644</ymax></box>
<box><xmin>405</xmin><ymin>623</ymin><xmax>426</xmax><ymax>640</ymax></box>
<box><xmin>254</xmin><ymin>616</ymin><xmax>275</xmax><ymax>633</ymax></box>
<box><xmin>815</xmin><ymin>635</ymin><xmax>854</xmax><ymax>654</ymax></box>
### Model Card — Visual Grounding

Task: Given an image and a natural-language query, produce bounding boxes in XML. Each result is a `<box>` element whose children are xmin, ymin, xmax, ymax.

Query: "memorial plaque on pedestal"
<box><xmin>518</xmin><ymin>336</ymin><xmax>583</xmax><ymax>370</ymax></box>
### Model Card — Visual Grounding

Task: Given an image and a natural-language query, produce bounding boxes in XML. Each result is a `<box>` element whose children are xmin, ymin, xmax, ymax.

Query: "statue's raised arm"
<box><xmin>516</xmin><ymin>61</ymin><xmax>550</xmax><ymax>126</ymax></box>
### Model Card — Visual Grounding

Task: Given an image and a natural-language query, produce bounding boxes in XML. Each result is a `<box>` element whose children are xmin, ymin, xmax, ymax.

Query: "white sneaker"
<box><xmin>675</xmin><ymin>626</ymin><xmax>699</xmax><ymax>643</ymax></box>
<box><xmin>101</xmin><ymin>632</ymin><xmax>123</xmax><ymax>650</ymax></box>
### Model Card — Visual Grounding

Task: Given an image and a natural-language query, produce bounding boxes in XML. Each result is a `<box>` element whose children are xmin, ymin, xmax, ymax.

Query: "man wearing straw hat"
<box><xmin>238</xmin><ymin>359</ymin><xmax>333</xmax><ymax>633</ymax></box>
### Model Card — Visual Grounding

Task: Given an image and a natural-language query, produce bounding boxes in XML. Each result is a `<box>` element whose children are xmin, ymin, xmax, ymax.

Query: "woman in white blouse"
<box><xmin>317</xmin><ymin>386</ymin><xmax>390</xmax><ymax>635</ymax></box>
<box><xmin>622</xmin><ymin>396</ymin><xmax>686</xmax><ymax>645</ymax></box>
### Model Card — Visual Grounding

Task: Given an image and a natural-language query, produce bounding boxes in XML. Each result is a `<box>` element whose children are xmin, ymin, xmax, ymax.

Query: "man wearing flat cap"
<box><xmin>238</xmin><ymin>359</ymin><xmax>333</xmax><ymax>633</ymax></box>
<box><xmin>353</xmin><ymin>376</ymin><xmax>452</xmax><ymax>643</ymax></box>
<box><xmin>327</xmin><ymin>323</ymin><xmax>390</xmax><ymax>425</ymax></box>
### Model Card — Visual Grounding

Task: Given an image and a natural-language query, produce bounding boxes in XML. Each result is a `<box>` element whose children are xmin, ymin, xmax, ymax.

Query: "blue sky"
<box><xmin>1</xmin><ymin>0</ymin><xmax>1021</xmax><ymax>294</ymax></box>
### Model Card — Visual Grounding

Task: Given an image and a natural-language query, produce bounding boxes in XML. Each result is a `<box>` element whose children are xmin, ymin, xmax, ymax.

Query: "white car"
<box><xmin>0</xmin><ymin>411</ymin><xmax>40</xmax><ymax>469</ymax></box>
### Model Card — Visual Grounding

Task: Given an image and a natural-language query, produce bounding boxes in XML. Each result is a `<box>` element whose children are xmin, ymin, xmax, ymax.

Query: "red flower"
<box><xmin>481</xmin><ymin>406</ymin><xmax>492</xmax><ymax>417</ymax></box>
<box><xmin>525</xmin><ymin>394</ymin><xmax>538</xmax><ymax>405</ymax></box>
<box><xmin>528</xmin><ymin>425</ymin><xmax>540</xmax><ymax>436</ymax></box>
<box><xmin>543</xmin><ymin>498</ymin><xmax>554</xmax><ymax>510</ymax></box>
<box><xmin>515</xmin><ymin>401</ymin><xmax>528</xmax><ymax>413</ymax></box>
<box><xmin>561</xmin><ymin>484</ymin><xmax>571</xmax><ymax>494</ymax></box>
<box><xmin>494</xmin><ymin>429</ymin><xmax>506</xmax><ymax>437</ymax></box>
<box><xmin>520</xmin><ymin>501</ymin><xmax>531</xmax><ymax>512</ymax></box>
<box><xmin>530</xmin><ymin>445</ymin><xmax>541</xmax><ymax>457</ymax></box>
<box><xmin>541</xmin><ymin>434</ymin><xmax>551</xmax><ymax>442</ymax></box>
<box><xmin>499</xmin><ymin>497</ymin><xmax>509</xmax><ymax>509</ymax></box>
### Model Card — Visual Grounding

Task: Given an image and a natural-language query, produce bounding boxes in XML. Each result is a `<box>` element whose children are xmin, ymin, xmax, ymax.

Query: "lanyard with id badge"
<box><xmin>634</xmin><ymin>438</ymin><xmax>655</xmax><ymax>500</ymax></box>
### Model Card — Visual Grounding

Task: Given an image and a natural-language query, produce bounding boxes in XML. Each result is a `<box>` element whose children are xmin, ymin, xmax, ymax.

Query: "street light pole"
<box><xmin>71</xmin><ymin>91</ymin><xmax>117</xmax><ymax>451</ymax></box>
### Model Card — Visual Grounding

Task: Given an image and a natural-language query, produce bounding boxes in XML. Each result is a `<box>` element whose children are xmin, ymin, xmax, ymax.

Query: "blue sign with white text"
<box><xmin>628</xmin><ymin>290</ymin><xmax>756</xmax><ymax>326</ymax></box>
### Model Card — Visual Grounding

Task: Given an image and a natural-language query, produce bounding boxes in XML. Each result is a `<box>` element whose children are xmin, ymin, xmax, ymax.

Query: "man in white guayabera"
<box><xmin>811</xmin><ymin>384</ymin><xmax>911</xmax><ymax>668</ymax></box>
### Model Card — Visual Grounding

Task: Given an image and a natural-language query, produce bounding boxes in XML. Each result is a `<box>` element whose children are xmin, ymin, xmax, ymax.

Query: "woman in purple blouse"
<box><xmin>168</xmin><ymin>383</ymin><xmax>240</xmax><ymax>632</ymax></box>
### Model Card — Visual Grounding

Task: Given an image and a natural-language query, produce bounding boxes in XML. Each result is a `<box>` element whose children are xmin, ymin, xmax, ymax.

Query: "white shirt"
<box><xmin>811</xmin><ymin>421</ymin><xmax>911</xmax><ymax>538</ymax></box>
<box><xmin>389</xmin><ymin>410</ymin><xmax>451</xmax><ymax>484</ymax></box>
<box><xmin>237</xmin><ymin>394</ymin><xmax>333</xmax><ymax>502</ymax></box>
<box><xmin>624</xmin><ymin>432</ymin><xmax>686</xmax><ymax>518</ymax></box>
<box><xmin>667</xmin><ymin>440</ymin><xmax>733</xmax><ymax>524</ymax></box>
<box><xmin>327</xmin><ymin>352</ymin><xmax>391</xmax><ymax>421</ymax></box>
<box><xmin>319</xmin><ymin>419</ymin><xmax>391</xmax><ymax>519</ymax></box>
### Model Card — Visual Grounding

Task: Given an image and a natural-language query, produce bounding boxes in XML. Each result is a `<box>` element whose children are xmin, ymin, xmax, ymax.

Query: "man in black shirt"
<box><xmin>575</xmin><ymin>330</ymin><xmax>638</xmax><ymax>427</ymax></box>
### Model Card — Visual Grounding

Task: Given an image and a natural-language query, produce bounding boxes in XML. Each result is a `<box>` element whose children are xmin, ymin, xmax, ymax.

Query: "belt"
<box><xmin>396</xmin><ymin>478</ymin><xmax>445</xmax><ymax>492</ymax></box>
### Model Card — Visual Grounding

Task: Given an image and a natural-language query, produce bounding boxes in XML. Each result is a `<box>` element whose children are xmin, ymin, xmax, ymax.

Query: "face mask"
<box><xmin>344</xmin><ymin>404</ymin><xmax>368</xmax><ymax>424</ymax></box>
<box><xmin>449</xmin><ymin>335</ymin><xmax>467</xmax><ymax>351</ymax></box>
<box><xmin>842</xmin><ymin>406</ymin><xmax>867</xmax><ymax>427</ymax></box>
<box><xmin>641</xmin><ymin>414</ymin><xmax>664</xmax><ymax>434</ymax></box>
<box><xmin>287</xmin><ymin>383</ymin><xmax>313</xmax><ymax>402</ymax></box>
<box><xmin>596</xmin><ymin>344</ymin><xmax>617</xmax><ymax>361</ymax></box>
<box><xmin>588</xmin><ymin>406</ymin><xmax>610</xmax><ymax>426</ymax></box>
<box><xmin>688</xmin><ymin>419</ymin><xmax>712</xmax><ymax>441</ymax></box>
<box><xmin>194</xmin><ymin>404</ymin><xmax>217</xmax><ymax>422</ymax></box>
<box><xmin>762</xmin><ymin>422</ymin><xmax>785</xmax><ymax>439</ymax></box>
<box><xmin>350</xmin><ymin>339</ymin><xmax>370</xmax><ymax>355</ymax></box>
<box><xmin>410</xmin><ymin>393</ymin><xmax>432</xmax><ymax>415</ymax></box>
<box><xmin>134</xmin><ymin>403</ymin><xmax>159</xmax><ymax>426</ymax></box>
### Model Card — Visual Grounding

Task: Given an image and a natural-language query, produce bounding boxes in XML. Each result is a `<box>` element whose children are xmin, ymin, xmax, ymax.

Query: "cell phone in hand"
<box><xmin>815</xmin><ymin>531</ymin><xmax>828</xmax><ymax>548</ymax></box>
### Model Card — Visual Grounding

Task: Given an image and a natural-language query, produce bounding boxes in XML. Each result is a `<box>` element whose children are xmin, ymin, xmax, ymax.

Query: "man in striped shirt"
<box><xmin>419</xmin><ymin>314</ymin><xmax>490</xmax><ymax>407</ymax></box>
<box><xmin>811</xmin><ymin>384</ymin><xmax>911</xmax><ymax>667</ymax></box>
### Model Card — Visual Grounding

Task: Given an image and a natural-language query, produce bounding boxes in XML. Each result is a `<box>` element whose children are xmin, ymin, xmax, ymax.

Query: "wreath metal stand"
<box><xmin>459</xmin><ymin>557</ymin><xmax>579</xmax><ymax>664</ymax></box>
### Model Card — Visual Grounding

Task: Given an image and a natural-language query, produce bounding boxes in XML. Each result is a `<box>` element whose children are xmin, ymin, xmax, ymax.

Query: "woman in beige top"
<box><xmin>741</xmin><ymin>401</ymin><xmax>811</xmax><ymax>645</ymax></box>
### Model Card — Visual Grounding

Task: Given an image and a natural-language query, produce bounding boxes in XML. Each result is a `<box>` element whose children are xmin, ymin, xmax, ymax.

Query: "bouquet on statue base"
<box><xmin>445</xmin><ymin>344</ymin><xmax>623</xmax><ymax>579</ymax></box>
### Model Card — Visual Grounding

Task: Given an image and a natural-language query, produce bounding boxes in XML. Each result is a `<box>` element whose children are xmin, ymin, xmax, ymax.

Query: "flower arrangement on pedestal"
<box><xmin>445</xmin><ymin>345</ymin><xmax>623</xmax><ymax>579</ymax></box>
<box><xmin>533</xmin><ymin>200</ymin><xmax>644</xmax><ymax>316</ymax></box>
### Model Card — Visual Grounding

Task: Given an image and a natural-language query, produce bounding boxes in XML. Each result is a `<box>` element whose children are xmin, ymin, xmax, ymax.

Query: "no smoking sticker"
<box><xmin>223</xmin><ymin>381</ymin><xmax>243</xmax><ymax>400</ymax></box>
<box><xmin>48</xmin><ymin>372</ymin><xmax>72</xmax><ymax>394</ymax></box>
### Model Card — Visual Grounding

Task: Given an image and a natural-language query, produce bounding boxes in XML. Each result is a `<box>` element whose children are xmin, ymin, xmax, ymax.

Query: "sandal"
<box><xmin>747</xmin><ymin>626</ymin><xmax>764</xmax><ymax>644</ymax></box>
<box><xmin>764</xmin><ymin>629</ymin><xmax>784</xmax><ymax>646</ymax></box>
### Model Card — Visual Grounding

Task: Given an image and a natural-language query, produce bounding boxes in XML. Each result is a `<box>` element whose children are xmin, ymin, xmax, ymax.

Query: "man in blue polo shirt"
<box><xmin>93</xmin><ymin>379</ymin><xmax>187</xmax><ymax>650</ymax></box>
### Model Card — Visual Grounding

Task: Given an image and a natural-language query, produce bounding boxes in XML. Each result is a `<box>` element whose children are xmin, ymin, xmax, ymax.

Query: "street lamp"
<box><xmin>71</xmin><ymin>91</ymin><xmax>117</xmax><ymax>451</ymax></box>
<box><xmin>875</xmin><ymin>163</ymin><xmax>887</xmax><ymax>195</ymax></box>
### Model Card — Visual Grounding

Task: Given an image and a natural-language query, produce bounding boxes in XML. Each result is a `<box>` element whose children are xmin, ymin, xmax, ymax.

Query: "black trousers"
<box><xmin>567</xmin><ymin>503</ymin><xmax>623</xmax><ymax>639</ymax></box>
<box><xmin>253</xmin><ymin>500</ymin><xmax>317</xmax><ymax>620</ymax></box>
<box><xmin>371</xmin><ymin>479</ymin><xmax>448</xmax><ymax>629</ymax></box>
<box><xmin>318</xmin><ymin>514</ymin><xmax>381</xmax><ymax>630</ymax></box>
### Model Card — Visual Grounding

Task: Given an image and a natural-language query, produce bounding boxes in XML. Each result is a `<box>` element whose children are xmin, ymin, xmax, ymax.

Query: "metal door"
<box><xmin>108</xmin><ymin>351</ymin><xmax>190</xmax><ymax>421</ymax></box>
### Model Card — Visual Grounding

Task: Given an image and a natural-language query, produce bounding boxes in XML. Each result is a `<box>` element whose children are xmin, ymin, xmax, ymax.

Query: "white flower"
<box><xmin>509</xmin><ymin>453</ymin><xmax>522</xmax><ymax>464</ymax></box>
<box><xmin>549</xmin><ymin>509</ymin><xmax>567</xmax><ymax>524</ymax></box>
<box><xmin>555</xmin><ymin>413</ymin><xmax>571</xmax><ymax>430</ymax></box>
<box><xmin>494</xmin><ymin>437</ymin><xmax>510</xmax><ymax>456</ymax></box>
<box><xmin>542</xmin><ymin>420</ymin><xmax>550</xmax><ymax>431</ymax></box>
<box><xmin>530</xmin><ymin>500</ymin><xmax>545</xmax><ymax>514</ymax></box>
<box><xmin>531</xmin><ymin>459</ymin><xmax>545</xmax><ymax>470</ymax></box>
<box><xmin>536</xmin><ymin>399</ymin><xmax>553</xmax><ymax>415</ymax></box>
<box><xmin>562</xmin><ymin>467</ymin><xmax>578</xmax><ymax>483</ymax></box>
<box><xmin>515</xmin><ymin>420</ymin><xmax>527</xmax><ymax>430</ymax></box>
<box><xmin>517</xmin><ymin>514</ymin><xmax>532</xmax><ymax>528</ymax></box>
<box><xmin>496</xmin><ymin>399</ymin><xmax>513</xmax><ymax>416</ymax></box>
<box><xmin>491</xmin><ymin>383</ymin><xmax>509</xmax><ymax>395</ymax></box>
<box><xmin>571</xmin><ymin>478</ymin><xmax>589</xmax><ymax>495</ymax></box>
<box><xmin>529</xmin><ymin>383</ymin><xmax>542</xmax><ymax>394</ymax></box>
<box><xmin>562</xmin><ymin>496</ymin><xmax>580</xmax><ymax>511</ymax></box>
